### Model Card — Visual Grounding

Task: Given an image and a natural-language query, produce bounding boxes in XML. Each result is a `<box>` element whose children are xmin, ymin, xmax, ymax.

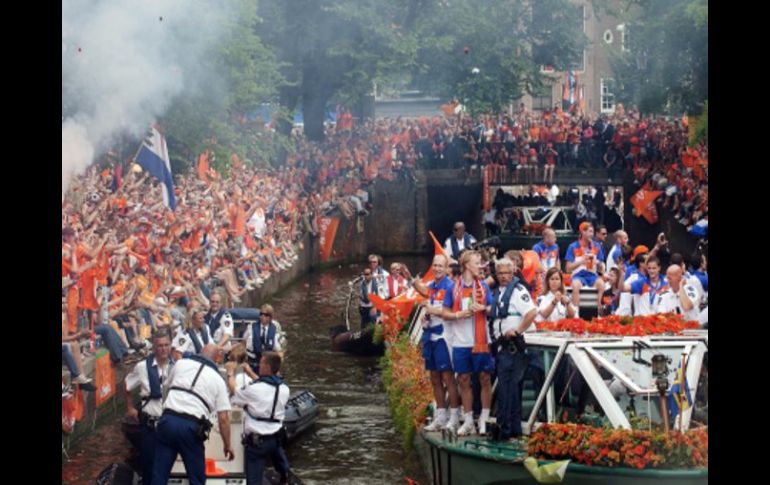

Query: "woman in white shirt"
<box><xmin>536</xmin><ymin>268</ymin><xmax>578</xmax><ymax>323</ymax></box>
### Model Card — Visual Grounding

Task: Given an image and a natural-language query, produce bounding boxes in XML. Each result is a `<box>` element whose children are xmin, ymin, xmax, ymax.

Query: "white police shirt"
<box><xmin>232</xmin><ymin>379</ymin><xmax>290</xmax><ymax>436</ymax></box>
<box><xmin>172</xmin><ymin>325</ymin><xmax>214</xmax><ymax>355</ymax></box>
<box><xmin>125</xmin><ymin>357</ymin><xmax>174</xmax><ymax>418</ymax></box>
<box><xmin>243</xmin><ymin>321</ymin><xmax>283</xmax><ymax>357</ymax></box>
<box><xmin>162</xmin><ymin>357</ymin><xmax>231</xmax><ymax>422</ymax></box>
<box><xmin>491</xmin><ymin>283</ymin><xmax>537</xmax><ymax>339</ymax></box>
<box><xmin>658</xmin><ymin>284</ymin><xmax>701</xmax><ymax>322</ymax></box>
<box><xmin>212</xmin><ymin>312</ymin><xmax>234</xmax><ymax>351</ymax></box>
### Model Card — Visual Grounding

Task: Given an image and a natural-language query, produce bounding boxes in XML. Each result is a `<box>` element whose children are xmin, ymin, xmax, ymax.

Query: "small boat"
<box><xmin>329</xmin><ymin>275</ymin><xmax>385</xmax><ymax>356</ymax></box>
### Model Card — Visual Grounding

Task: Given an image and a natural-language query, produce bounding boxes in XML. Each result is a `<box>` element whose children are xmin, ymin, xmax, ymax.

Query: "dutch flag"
<box><xmin>135</xmin><ymin>125</ymin><xmax>176</xmax><ymax>211</ymax></box>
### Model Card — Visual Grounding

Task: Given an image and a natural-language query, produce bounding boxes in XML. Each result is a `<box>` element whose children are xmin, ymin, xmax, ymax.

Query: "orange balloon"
<box><xmin>521</xmin><ymin>250</ymin><xmax>540</xmax><ymax>283</ymax></box>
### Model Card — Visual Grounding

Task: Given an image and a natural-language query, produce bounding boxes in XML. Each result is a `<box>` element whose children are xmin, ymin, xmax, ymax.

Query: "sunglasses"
<box><xmin>261</xmin><ymin>313</ymin><xmax>272</xmax><ymax>317</ymax></box>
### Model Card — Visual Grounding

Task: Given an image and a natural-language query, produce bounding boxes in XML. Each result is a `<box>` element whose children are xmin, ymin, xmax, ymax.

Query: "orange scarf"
<box><xmin>452</xmin><ymin>277</ymin><xmax>489</xmax><ymax>353</ymax></box>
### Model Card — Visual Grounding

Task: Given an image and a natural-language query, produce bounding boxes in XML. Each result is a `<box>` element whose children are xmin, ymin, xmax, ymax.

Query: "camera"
<box><xmin>449</xmin><ymin>262</ymin><xmax>461</xmax><ymax>277</ymax></box>
<box><xmin>470</xmin><ymin>236</ymin><xmax>501</xmax><ymax>250</ymax></box>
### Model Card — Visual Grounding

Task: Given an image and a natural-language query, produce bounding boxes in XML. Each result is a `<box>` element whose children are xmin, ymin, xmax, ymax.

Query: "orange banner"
<box><xmin>62</xmin><ymin>387</ymin><xmax>85</xmax><ymax>433</ymax></box>
<box><xmin>482</xmin><ymin>166</ymin><xmax>490</xmax><ymax>211</ymax></box>
<box><xmin>95</xmin><ymin>349</ymin><xmax>116</xmax><ymax>407</ymax></box>
<box><xmin>318</xmin><ymin>217</ymin><xmax>340</xmax><ymax>262</ymax></box>
<box><xmin>631</xmin><ymin>189</ymin><xmax>663</xmax><ymax>224</ymax></box>
<box><xmin>198</xmin><ymin>150</ymin><xmax>211</xmax><ymax>183</ymax></box>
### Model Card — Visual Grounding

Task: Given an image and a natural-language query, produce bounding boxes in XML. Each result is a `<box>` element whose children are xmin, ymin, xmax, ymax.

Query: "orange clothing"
<box><xmin>79</xmin><ymin>268</ymin><xmax>99</xmax><ymax>311</ymax></box>
<box><xmin>67</xmin><ymin>286</ymin><xmax>80</xmax><ymax>333</ymax></box>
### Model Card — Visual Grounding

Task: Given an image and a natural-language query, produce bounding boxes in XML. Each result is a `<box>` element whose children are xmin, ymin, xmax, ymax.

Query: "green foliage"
<box><xmin>691</xmin><ymin>100</ymin><xmax>707</xmax><ymax>146</ymax></box>
<box><xmin>607</xmin><ymin>0</ymin><xmax>707</xmax><ymax>114</ymax></box>
<box><xmin>409</xmin><ymin>0</ymin><xmax>587</xmax><ymax>116</ymax></box>
<box><xmin>380</xmin><ymin>334</ymin><xmax>431</xmax><ymax>450</ymax></box>
<box><xmin>162</xmin><ymin>0</ymin><xmax>286</xmax><ymax>171</ymax></box>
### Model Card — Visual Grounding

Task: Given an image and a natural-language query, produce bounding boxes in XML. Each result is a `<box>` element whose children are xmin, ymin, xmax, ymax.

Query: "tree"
<box><xmin>162</xmin><ymin>0</ymin><xmax>285</xmax><ymax>171</ymax></box>
<box><xmin>408</xmin><ymin>0</ymin><xmax>587</xmax><ymax>116</ymax></box>
<box><xmin>606</xmin><ymin>0</ymin><xmax>707</xmax><ymax>115</ymax></box>
<box><xmin>256</xmin><ymin>0</ymin><xmax>423</xmax><ymax>141</ymax></box>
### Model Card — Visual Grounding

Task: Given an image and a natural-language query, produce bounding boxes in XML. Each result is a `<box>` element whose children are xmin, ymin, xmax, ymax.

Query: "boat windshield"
<box><xmin>523</xmin><ymin>336</ymin><xmax>708</xmax><ymax>433</ymax></box>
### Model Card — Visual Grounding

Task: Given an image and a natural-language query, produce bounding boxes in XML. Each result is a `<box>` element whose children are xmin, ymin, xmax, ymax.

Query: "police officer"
<box><xmin>124</xmin><ymin>330</ymin><xmax>175</xmax><ymax>485</ymax></box>
<box><xmin>359</xmin><ymin>268</ymin><xmax>379</xmax><ymax>329</ymax></box>
<box><xmin>205</xmin><ymin>291</ymin><xmax>235</xmax><ymax>351</ymax></box>
<box><xmin>230</xmin><ymin>351</ymin><xmax>290</xmax><ymax>485</ymax></box>
<box><xmin>489</xmin><ymin>258</ymin><xmax>537</xmax><ymax>441</ymax></box>
<box><xmin>172</xmin><ymin>309</ymin><xmax>215</xmax><ymax>359</ymax></box>
<box><xmin>243</xmin><ymin>304</ymin><xmax>282</xmax><ymax>373</ymax></box>
<box><xmin>151</xmin><ymin>344</ymin><xmax>234</xmax><ymax>485</ymax></box>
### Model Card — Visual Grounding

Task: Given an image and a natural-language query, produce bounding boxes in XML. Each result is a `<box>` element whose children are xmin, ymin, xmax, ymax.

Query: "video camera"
<box><xmin>470</xmin><ymin>236</ymin><xmax>501</xmax><ymax>251</ymax></box>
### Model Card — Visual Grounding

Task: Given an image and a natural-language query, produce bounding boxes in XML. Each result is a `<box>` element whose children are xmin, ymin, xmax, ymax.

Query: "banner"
<box><xmin>318</xmin><ymin>216</ymin><xmax>340</xmax><ymax>262</ymax></box>
<box><xmin>198</xmin><ymin>150</ymin><xmax>211</xmax><ymax>183</ymax></box>
<box><xmin>631</xmin><ymin>189</ymin><xmax>662</xmax><ymax>224</ymax></box>
<box><xmin>94</xmin><ymin>349</ymin><xmax>116</xmax><ymax>407</ymax></box>
<box><xmin>62</xmin><ymin>387</ymin><xmax>85</xmax><ymax>433</ymax></box>
<box><xmin>482</xmin><ymin>166</ymin><xmax>490</xmax><ymax>211</ymax></box>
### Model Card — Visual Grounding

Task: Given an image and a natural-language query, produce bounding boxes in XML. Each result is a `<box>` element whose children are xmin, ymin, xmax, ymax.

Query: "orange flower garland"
<box><xmin>536</xmin><ymin>314</ymin><xmax>701</xmax><ymax>336</ymax></box>
<box><xmin>529</xmin><ymin>423</ymin><xmax>708</xmax><ymax>469</ymax></box>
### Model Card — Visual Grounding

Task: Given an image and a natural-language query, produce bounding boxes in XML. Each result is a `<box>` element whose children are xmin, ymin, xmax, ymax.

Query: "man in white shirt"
<box><xmin>230</xmin><ymin>352</ymin><xmax>291</xmax><ymax>485</ymax></box>
<box><xmin>444</xmin><ymin>222</ymin><xmax>477</xmax><ymax>261</ymax></box>
<box><xmin>124</xmin><ymin>331</ymin><xmax>174</xmax><ymax>485</ymax></box>
<box><xmin>658</xmin><ymin>265</ymin><xmax>701</xmax><ymax>323</ymax></box>
<box><xmin>243</xmin><ymin>304</ymin><xmax>283</xmax><ymax>372</ymax></box>
<box><xmin>489</xmin><ymin>258</ymin><xmax>538</xmax><ymax>441</ymax></box>
<box><xmin>152</xmin><ymin>344</ymin><xmax>233</xmax><ymax>485</ymax></box>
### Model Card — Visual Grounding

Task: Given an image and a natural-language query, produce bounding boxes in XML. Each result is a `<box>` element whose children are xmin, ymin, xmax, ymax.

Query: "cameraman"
<box><xmin>489</xmin><ymin>258</ymin><xmax>537</xmax><ymax>441</ymax></box>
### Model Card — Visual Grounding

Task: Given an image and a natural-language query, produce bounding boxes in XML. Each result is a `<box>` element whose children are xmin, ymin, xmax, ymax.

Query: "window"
<box><xmin>531</xmin><ymin>85</ymin><xmax>553</xmax><ymax>111</ymax></box>
<box><xmin>601</xmin><ymin>78</ymin><xmax>615</xmax><ymax>113</ymax></box>
<box><xmin>617</xmin><ymin>24</ymin><xmax>629</xmax><ymax>52</ymax></box>
<box><xmin>603</xmin><ymin>29</ymin><xmax>613</xmax><ymax>44</ymax></box>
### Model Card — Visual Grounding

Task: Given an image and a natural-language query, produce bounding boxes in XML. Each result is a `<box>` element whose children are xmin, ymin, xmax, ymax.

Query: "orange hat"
<box><xmin>632</xmin><ymin>245</ymin><xmax>650</xmax><ymax>258</ymax></box>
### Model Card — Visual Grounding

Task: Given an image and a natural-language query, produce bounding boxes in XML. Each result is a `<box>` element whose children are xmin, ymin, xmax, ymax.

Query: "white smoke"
<box><xmin>62</xmin><ymin>0</ymin><xmax>236</xmax><ymax>198</ymax></box>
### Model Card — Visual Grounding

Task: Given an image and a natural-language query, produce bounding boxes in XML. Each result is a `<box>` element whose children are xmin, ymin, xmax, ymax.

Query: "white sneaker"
<box><xmin>457</xmin><ymin>420</ymin><xmax>476</xmax><ymax>436</ymax></box>
<box><xmin>72</xmin><ymin>374</ymin><xmax>92</xmax><ymax>385</ymax></box>
<box><xmin>478</xmin><ymin>420</ymin><xmax>487</xmax><ymax>435</ymax></box>
<box><xmin>424</xmin><ymin>416</ymin><xmax>448</xmax><ymax>432</ymax></box>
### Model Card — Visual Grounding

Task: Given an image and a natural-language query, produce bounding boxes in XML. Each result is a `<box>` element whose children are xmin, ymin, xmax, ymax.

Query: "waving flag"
<box><xmin>631</xmin><ymin>188</ymin><xmax>662</xmax><ymax>224</ymax></box>
<box><xmin>568</xmin><ymin>70</ymin><xmax>576</xmax><ymax>105</ymax></box>
<box><xmin>198</xmin><ymin>150</ymin><xmax>211</xmax><ymax>183</ymax></box>
<box><xmin>135</xmin><ymin>125</ymin><xmax>176</xmax><ymax>210</ymax></box>
<box><xmin>668</xmin><ymin>364</ymin><xmax>693</xmax><ymax>424</ymax></box>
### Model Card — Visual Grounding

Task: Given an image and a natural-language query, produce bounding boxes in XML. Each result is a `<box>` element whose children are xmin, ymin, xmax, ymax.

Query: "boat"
<box><xmin>329</xmin><ymin>275</ymin><xmax>385</xmax><ymax>356</ymax></box>
<box><xmin>404</xmin><ymin>306</ymin><xmax>708</xmax><ymax>484</ymax></box>
<box><xmin>495</xmin><ymin>206</ymin><xmax>580</xmax><ymax>255</ymax></box>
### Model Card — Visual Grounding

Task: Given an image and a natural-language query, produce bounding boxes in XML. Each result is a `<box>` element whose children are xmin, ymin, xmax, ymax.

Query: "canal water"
<box><xmin>62</xmin><ymin>256</ymin><xmax>432</xmax><ymax>485</ymax></box>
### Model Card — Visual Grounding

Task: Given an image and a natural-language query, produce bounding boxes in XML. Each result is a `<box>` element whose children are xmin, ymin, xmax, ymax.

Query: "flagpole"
<box><xmin>678</xmin><ymin>352</ymin><xmax>689</xmax><ymax>432</ymax></box>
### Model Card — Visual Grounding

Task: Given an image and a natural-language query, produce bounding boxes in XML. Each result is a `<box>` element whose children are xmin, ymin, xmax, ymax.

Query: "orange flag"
<box><xmin>94</xmin><ymin>349</ymin><xmax>116</xmax><ymax>407</ymax></box>
<box><xmin>631</xmin><ymin>189</ymin><xmax>663</xmax><ymax>224</ymax></box>
<box><xmin>318</xmin><ymin>217</ymin><xmax>340</xmax><ymax>262</ymax></box>
<box><xmin>423</xmin><ymin>231</ymin><xmax>449</xmax><ymax>282</ymax></box>
<box><xmin>198</xmin><ymin>150</ymin><xmax>211</xmax><ymax>183</ymax></box>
